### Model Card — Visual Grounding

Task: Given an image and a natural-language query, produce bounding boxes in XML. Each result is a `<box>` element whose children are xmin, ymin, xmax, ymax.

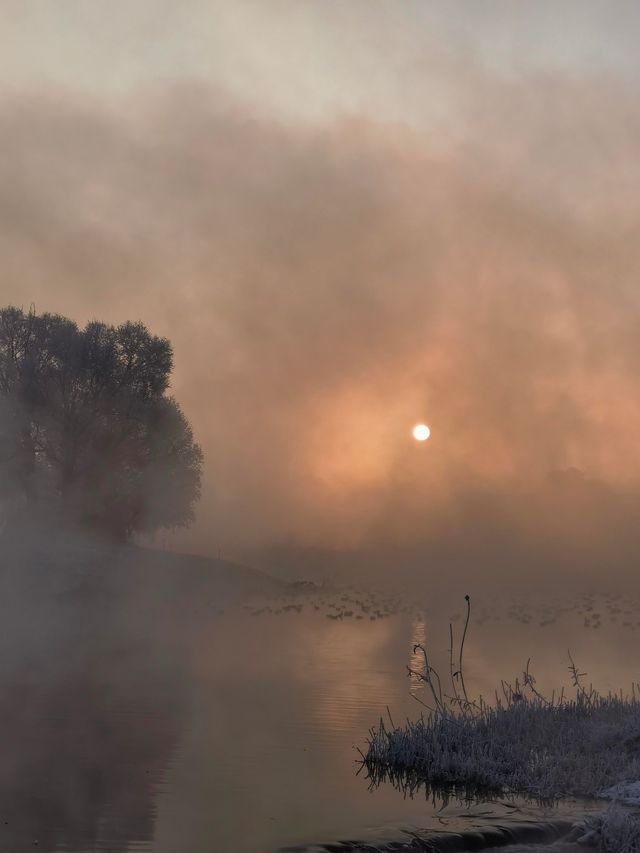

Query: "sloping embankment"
<box><xmin>277</xmin><ymin>818</ymin><xmax>579</xmax><ymax>853</ymax></box>
<box><xmin>0</xmin><ymin>527</ymin><xmax>284</xmax><ymax>619</ymax></box>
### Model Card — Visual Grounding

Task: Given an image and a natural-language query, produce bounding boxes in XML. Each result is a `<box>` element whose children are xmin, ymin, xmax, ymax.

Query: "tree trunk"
<box><xmin>18</xmin><ymin>426</ymin><xmax>37</xmax><ymax>504</ymax></box>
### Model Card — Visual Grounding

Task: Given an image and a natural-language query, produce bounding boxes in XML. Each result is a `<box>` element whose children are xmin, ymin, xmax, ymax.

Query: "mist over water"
<box><xmin>2</xmin><ymin>4</ymin><xmax>640</xmax><ymax>852</ymax></box>
<box><xmin>0</xmin><ymin>543</ymin><xmax>635</xmax><ymax>852</ymax></box>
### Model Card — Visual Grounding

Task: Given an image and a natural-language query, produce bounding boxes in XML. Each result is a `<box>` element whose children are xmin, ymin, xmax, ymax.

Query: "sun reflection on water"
<box><xmin>409</xmin><ymin>617</ymin><xmax>427</xmax><ymax>696</ymax></box>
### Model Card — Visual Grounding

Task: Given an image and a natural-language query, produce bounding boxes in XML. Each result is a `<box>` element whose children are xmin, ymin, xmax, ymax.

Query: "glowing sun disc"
<box><xmin>413</xmin><ymin>423</ymin><xmax>431</xmax><ymax>441</ymax></box>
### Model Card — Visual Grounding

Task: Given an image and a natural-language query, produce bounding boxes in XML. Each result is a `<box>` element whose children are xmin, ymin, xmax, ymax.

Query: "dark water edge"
<box><xmin>277</xmin><ymin>818</ymin><xmax>579</xmax><ymax>853</ymax></box>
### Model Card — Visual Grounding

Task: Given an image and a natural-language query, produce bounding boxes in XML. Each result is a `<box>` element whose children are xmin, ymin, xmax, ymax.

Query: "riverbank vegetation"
<box><xmin>363</xmin><ymin>598</ymin><xmax>640</xmax><ymax>805</ymax></box>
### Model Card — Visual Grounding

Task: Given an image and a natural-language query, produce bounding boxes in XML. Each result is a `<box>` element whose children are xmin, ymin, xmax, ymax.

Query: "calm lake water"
<box><xmin>0</xmin><ymin>561</ymin><xmax>638</xmax><ymax>853</ymax></box>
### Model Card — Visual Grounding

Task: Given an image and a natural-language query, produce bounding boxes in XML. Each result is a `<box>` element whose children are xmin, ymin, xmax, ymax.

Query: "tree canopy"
<box><xmin>0</xmin><ymin>307</ymin><xmax>203</xmax><ymax>540</ymax></box>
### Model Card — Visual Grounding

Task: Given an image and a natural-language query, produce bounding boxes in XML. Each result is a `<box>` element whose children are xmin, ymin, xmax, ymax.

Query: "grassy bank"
<box><xmin>0</xmin><ymin>521</ymin><xmax>283</xmax><ymax>631</ymax></box>
<box><xmin>365</xmin><ymin>689</ymin><xmax>640</xmax><ymax>802</ymax></box>
<box><xmin>363</xmin><ymin>599</ymin><xmax>640</xmax><ymax>805</ymax></box>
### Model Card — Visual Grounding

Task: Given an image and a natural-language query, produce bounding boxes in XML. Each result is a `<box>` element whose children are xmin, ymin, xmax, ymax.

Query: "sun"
<box><xmin>412</xmin><ymin>423</ymin><xmax>431</xmax><ymax>442</ymax></box>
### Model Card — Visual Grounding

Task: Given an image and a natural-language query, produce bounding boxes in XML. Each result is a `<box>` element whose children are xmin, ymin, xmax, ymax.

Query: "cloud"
<box><xmin>1</xmin><ymin>76</ymin><xmax>640</xmax><ymax>581</ymax></box>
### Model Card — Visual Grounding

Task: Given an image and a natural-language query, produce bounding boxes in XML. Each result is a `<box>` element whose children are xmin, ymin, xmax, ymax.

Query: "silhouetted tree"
<box><xmin>0</xmin><ymin>307</ymin><xmax>203</xmax><ymax>539</ymax></box>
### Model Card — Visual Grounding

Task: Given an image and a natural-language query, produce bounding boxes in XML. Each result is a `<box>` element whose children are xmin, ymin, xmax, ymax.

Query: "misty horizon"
<box><xmin>2</xmin><ymin>9</ymin><xmax>640</xmax><ymax>581</ymax></box>
<box><xmin>3</xmin><ymin>71</ymin><xmax>640</xmax><ymax>578</ymax></box>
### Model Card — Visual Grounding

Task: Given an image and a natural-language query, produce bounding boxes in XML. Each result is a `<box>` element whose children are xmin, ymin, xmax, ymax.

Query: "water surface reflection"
<box><xmin>1</xmin><ymin>573</ymin><xmax>639</xmax><ymax>852</ymax></box>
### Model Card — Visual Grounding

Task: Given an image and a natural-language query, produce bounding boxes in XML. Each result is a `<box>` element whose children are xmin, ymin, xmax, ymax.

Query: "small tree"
<box><xmin>0</xmin><ymin>307</ymin><xmax>203</xmax><ymax>540</ymax></box>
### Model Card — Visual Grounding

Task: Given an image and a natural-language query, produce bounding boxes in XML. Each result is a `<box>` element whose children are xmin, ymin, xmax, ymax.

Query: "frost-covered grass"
<box><xmin>582</xmin><ymin>805</ymin><xmax>640</xmax><ymax>853</ymax></box>
<box><xmin>363</xmin><ymin>598</ymin><xmax>640</xmax><ymax>804</ymax></box>
<box><xmin>365</xmin><ymin>691</ymin><xmax>640</xmax><ymax>802</ymax></box>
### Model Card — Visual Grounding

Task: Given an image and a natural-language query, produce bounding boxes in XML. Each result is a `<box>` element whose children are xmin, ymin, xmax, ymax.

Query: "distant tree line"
<box><xmin>0</xmin><ymin>307</ymin><xmax>203</xmax><ymax>540</ymax></box>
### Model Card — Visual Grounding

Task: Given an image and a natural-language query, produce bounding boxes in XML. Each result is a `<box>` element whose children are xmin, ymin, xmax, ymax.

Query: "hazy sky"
<box><xmin>2</xmin><ymin>2</ymin><xmax>640</xmax><ymax>577</ymax></box>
